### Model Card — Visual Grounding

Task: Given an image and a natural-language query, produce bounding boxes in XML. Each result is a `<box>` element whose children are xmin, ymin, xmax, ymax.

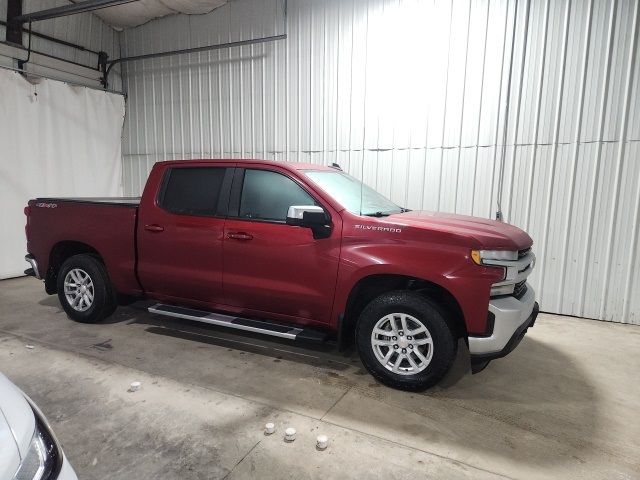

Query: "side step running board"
<box><xmin>148</xmin><ymin>303</ymin><xmax>328</xmax><ymax>342</ymax></box>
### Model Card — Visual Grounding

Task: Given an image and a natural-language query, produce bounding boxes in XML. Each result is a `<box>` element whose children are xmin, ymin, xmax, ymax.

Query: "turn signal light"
<box><xmin>471</xmin><ymin>250</ymin><xmax>482</xmax><ymax>265</ymax></box>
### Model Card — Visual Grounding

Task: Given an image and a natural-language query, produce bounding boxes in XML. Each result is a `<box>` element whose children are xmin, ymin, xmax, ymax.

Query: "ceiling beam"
<box><xmin>13</xmin><ymin>0</ymin><xmax>140</xmax><ymax>23</ymax></box>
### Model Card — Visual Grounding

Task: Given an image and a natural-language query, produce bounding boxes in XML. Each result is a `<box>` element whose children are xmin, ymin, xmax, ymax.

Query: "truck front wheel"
<box><xmin>57</xmin><ymin>254</ymin><xmax>117</xmax><ymax>323</ymax></box>
<box><xmin>356</xmin><ymin>291</ymin><xmax>457</xmax><ymax>391</ymax></box>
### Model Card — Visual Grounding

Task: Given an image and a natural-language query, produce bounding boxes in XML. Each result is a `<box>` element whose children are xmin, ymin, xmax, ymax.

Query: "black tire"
<box><xmin>56</xmin><ymin>254</ymin><xmax>117</xmax><ymax>323</ymax></box>
<box><xmin>355</xmin><ymin>291</ymin><xmax>457</xmax><ymax>391</ymax></box>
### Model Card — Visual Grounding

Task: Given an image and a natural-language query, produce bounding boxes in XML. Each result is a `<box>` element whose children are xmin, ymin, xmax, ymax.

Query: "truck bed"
<box><xmin>27</xmin><ymin>196</ymin><xmax>141</xmax><ymax>295</ymax></box>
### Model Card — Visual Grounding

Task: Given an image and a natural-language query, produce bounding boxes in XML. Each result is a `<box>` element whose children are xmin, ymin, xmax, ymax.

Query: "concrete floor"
<box><xmin>0</xmin><ymin>277</ymin><xmax>639</xmax><ymax>480</ymax></box>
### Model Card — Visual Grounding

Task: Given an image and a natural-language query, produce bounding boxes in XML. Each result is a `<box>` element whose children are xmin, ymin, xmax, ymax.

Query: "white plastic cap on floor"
<box><xmin>316</xmin><ymin>435</ymin><xmax>329</xmax><ymax>450</ymax></box>
<box><xmin>284</xmin><ymin>427</ymin><xmax>296</xmax><ymax>442</ymax></box>
<box><xmin>129</xmin><ymin>381</ymin><xmax>142</xmax><ymax>392</ymax></box>
<box><xmin>265</xmin><ymin>422</ymin><xmax>275</xmax><ymax>435</ymax></box>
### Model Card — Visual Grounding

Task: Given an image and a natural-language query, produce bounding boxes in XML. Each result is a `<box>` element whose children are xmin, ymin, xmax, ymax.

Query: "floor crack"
<box><xmin>222</xmin><ymin>439</ymin><xmax>261</xmax><ymax>480</ymax></box>
<box><xmin>320</xmin><ymin>387</ymin><xmax>351</xmax><ymax>421</ymax></box>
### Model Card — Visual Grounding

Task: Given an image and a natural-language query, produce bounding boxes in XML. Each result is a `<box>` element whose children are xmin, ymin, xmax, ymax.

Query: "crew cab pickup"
<box><xmin>24</xmin><ymin>160</ymin><xmax>538</xmax><ymax>391</ymax></box>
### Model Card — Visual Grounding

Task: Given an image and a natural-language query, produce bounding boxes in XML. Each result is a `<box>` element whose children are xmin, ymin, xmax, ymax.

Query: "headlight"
<box><xmin>471</xmin><ymin>249</ymin><xmax>518</xmax><ymax>265</ymax></box>
<box><xmin>13</xmin><ymin>416</ymin><xmax>62</xmax><ymax>480</ymax></box>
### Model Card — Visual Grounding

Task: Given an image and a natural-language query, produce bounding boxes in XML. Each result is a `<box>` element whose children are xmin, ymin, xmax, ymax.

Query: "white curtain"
<box><xmin>0</xmin><ymin>69</ymin><xmax>125</xmax><ymax>279</ymax></box>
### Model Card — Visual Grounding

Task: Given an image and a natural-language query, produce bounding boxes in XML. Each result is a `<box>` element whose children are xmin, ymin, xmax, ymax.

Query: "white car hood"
<box><xmin>0</xmin><ymin>409</ymin><xmax>20</xmax><ymax>479</ymax></box>
<box><xmin>0</xmin><ymin>373</ymin><xmax>35</xmax><ymax>478</ymax></box>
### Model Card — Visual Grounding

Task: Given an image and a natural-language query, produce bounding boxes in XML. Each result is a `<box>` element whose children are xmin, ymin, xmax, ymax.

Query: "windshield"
<box><xmin>304</xmin><ymin>170</ymin><xmax>404</xmax><ymax>216</ymax></box>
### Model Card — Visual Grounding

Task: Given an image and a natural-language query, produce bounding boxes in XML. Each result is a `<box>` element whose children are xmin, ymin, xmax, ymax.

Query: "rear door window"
<box><xmin>160</xmin><ymin>167</ymin><xmax>228</xmax><ymax>217</ymax></box>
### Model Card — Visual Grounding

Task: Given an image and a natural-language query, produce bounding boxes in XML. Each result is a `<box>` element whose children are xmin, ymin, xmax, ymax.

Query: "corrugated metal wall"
<box><xmin>0</xmin><ymin>0</ymin><xmax>122</xmax><ymax>89</ymax></box>
<box><xmin>120</xmin><ymin>0</ymin><xmax>640</xmax><ymax>324</ymax></box>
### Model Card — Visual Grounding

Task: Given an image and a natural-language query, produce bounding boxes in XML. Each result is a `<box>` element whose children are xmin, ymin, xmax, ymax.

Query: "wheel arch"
<box><xmin>45</xmin><ymin>241</ymin><xmax>104</xmax><ymax>294</ymax></box>
<box><xmin>338</xmin><ymin>274</ymin><xmax>467</xmax><ymax>350</ymax></box>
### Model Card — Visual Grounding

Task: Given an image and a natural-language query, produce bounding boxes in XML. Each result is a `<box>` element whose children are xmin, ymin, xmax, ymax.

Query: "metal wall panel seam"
<box><xmin>622</xmin><ymin>155</ymin><xmax>640</xmax><ymax>321</ymax></box>
<box><xmin>262</xmin><ymin>40</ymin><xmax>267</xmax><ymax>157</ymax></box>
<box><xmin>151</xmin><ymin>58</ymin><xmax>159</xmax><ymax>160</ymax></box>
<box><xmin>536</xmin><ymin>0</ymin><xmax>572</xmax><ymax>302</ymax></box>
<box><xmin>169</xmin><ymin>53</ymin><xmax>176</xmax><ymax>162</ymax></box>
<box><xmin>620</xmin><ymin>5</ymin><xmax>640</xmax><ymax>323</ymax></box>
<box><xmin>308</xmin><ymin>3</ymin><xmax>313</xmax><ymax>157</ymax></box>
<box><xmin>207</xmin><ymin>49</ymin><xmax>213</xmax><ymax>155</ymax></box>
<box><xmin>285</xmin><ymin>2</ymin><xmax>290</xmax><ymax>161</ymax></box>
<box><xmin>489</xmin><ymin>0</ymin><xmax>513</xmax><ymax>220</ymax></box>
<box><xmin>436</xmin><ymin>0</ymin><xmax>454</xmax><ymax>211</ymax></box>
<box><xmin>470</xmin><ymin>0</ymin><xmax>491</xmax><ymax>217</ymax></box>
<box><xmin>556</xmin><ymin>0</ymin><xmax>594</xmax><ymax>311</ymax></box>
<box><xmin>177</xmin><ymin>37</ymin><xmax>185</xmax><ymax>157</ymax></box>
<box><xmin>359</xmin><ymin>0</ymin><xmax>370</xmax><ymax>182</ymax></box>
<box><xmin>523</xmin><ymin>0</ymin><xmax>551</xmax><ymax>233</ymax></box>
<box><xmin>504</xmin><ymin>0</ymin><xmax>531</xmax><ymax>224</ymax></box>
<box><xmin>118</xmin><ymin>139</ymin><xmax>640</xmax><ymax>158</ymax></box>
<box><xmin>133</xmin><ymin>62</ymin><xmax>140</xmax><ymax>188</ymax></box>
<box><xmin>217</xmin><ymin>46</ymin><xmax>224</xmax><ymax>156</ymax></box>
<box><xmin>372</xmin><ymin>2</ymin><xmax>380</xmax><ymax>193</ymax></box>
<box><xmin>125</xmin><ymin>62</ymin><xmax>134</xmax><ymax>192</ymax></box>
<box><xmin>188</xmin><ymin>23</ymin><xmax>195</xmax><ymax>157</ymax></box>
<box><xmin>228</xmin><ymin>11</ymin><xmax>235</xmax><ymax>157</ymax></box>
<box><xmin>239</xmin><ymin>18</ymin><xmax>246</xmax><ymax>158</ymax></box>
<box><xmin>577</xmin><ymin>0</ymin><xmax>618</xmax><ymax>317</ymax></box>
<box><xmin>250</xmin><ymin>40</ymin><xmax>255</xmax><ymax>158</ymax></box>
<box><xmin>198</xmin><ymin>50</ymin><xmax>205</xmax><ymax>156</ymax></box>
<box><xmin>603</xmin><ymin>0</ymin><xmax>639</xmax><ymax>321</ymax></box>
<box><xmin>322</xmin><ymin>0</ymin><xmax>328</xmax><ymax>163</ymax></box>
<box><xmin>453</xmin><ymin>0</ymin><xmax>473</xmax><ymax>214</ymax></box>
<box><xmin>334</xmin><ymin>0</ymin><xmax>341</xmax><ymax>168</ymax></box>
<box><xmin>269</xmin><ymin>4</ymin><xmax>276</xmax><ymax>158</ymax></box>
<box><xmin>141</xmin><ymin>57</ymin><xmax>148</xmax><ymax>181</ymax></box>
<box><xmin>296</xmin><ymin>4</ymin><xmax>301</xmax><ymax>158</ymax></box>
<box><xmin>346</xmin><ymin>0</ymin><xmax>355</xmax><ymax>173</ymax></box>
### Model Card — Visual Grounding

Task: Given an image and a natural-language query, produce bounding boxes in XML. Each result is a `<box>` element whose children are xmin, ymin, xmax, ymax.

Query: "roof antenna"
<box><xmin>330</xmin><ymin>163</ymin><xmax>342</xmax><ymax>170</ymax></box>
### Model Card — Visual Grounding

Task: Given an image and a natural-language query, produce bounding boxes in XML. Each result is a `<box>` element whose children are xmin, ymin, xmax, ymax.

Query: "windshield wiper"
<box><xmin>363</xmin><ymin>207</ymin><xmax>411</xmax><ymax>217</ymax></box>
<box><xmin>363</xmin><ymin>211</ymin><xmax>390</xmax><ymax>217</ymax></box>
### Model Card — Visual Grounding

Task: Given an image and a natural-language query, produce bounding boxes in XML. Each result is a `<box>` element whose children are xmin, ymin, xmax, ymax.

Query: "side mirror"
<box><xmin>286</xmin><ymin>205</ymin><xmax>332</xmax><ymax>239</ymax></box>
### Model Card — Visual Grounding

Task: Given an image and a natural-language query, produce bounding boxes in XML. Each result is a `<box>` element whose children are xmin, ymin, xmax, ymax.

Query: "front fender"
<box><xmin>331</xmin><ymin>242</ymin><xmax>502</xmax><ymax>335</ymax></box>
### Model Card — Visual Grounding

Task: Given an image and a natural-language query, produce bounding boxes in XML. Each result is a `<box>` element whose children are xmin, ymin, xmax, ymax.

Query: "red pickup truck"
<box><xmin>24</xmin><ymin>159</ymin><xmax>537</xmax><ymax>390</ymax></box>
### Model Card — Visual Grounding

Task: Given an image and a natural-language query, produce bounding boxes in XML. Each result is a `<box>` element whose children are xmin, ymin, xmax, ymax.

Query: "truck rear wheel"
<box><xmin>57</xmin><ymin>254</ymin><xmax>117</xmax><ymax>323</ymax></box>
<box><xmin>355</xmin><ymin>291</ymin><xmax>457</xmax><ymax>391</ymax></box>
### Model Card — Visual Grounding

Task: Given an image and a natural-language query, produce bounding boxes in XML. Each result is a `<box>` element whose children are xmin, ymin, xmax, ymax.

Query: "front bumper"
<box><xmin>468</xmin><ymin>285</ymin><xmax>538</xmax><ymax>371</ymax></box>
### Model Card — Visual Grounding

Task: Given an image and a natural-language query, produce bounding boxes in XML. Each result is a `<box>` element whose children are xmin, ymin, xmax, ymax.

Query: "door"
<box><xmin>137</xmin><ymin>165</ymin><xmax>233</xmax><ymax>304</ymax></box>
<box><xmin>223</xmin><ymin>167</ymin><xmax>342</xmax><ymax>324</ymax></box>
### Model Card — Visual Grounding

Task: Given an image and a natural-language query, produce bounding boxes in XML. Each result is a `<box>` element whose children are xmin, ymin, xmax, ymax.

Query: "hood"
<box><xmin>0</xmin><ymin>374</ymin><xmax>36</xmax><ymax>468</ymax></box>
<box><xmin>388</xmin><ymin>211</ymin><xmax>533</xmax><ymax>250</ymax></box>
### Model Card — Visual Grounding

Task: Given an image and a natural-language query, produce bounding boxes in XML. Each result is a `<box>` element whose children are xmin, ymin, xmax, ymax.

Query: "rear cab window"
<box><xmin>159</xmin><ymin>167</ymin><xmax>230</xmax><ymax>217</ymax></box>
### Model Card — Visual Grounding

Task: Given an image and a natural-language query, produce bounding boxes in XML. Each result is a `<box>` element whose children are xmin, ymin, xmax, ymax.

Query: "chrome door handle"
<box><xmin>227</xmin><ymin>232</ymin><xmax>253</xmax><ymax>241</ymax></box>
